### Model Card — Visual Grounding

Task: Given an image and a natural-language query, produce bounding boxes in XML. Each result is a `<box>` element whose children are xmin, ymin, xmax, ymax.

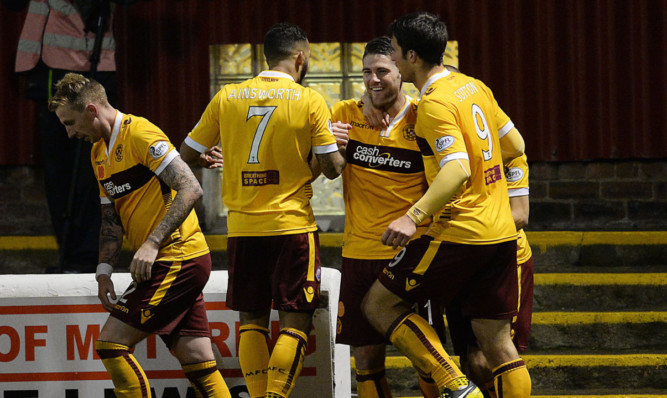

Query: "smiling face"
<box><xmin>390</xmin><ymin>36</ymin><xmax>415</xmax><ymax>83</ymax></box>
<box><xmin>55</xmin><ymin>104</ymin><xmax>102</xmax><ymax>143</ymax></box>
<box><xmin>363</xmin><ymin>53</ymin><xmax>402</xmax><ymax>110</ymax></box>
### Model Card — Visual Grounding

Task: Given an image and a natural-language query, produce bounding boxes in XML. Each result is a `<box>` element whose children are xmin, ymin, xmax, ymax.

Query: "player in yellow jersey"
<box><xmin>180</xmin><ymin>23</ymin><xmax>344</xmax><ymax>398</ymax></box>
<box><xmin>330</xmin><ymin>36</ymin><xmax>439</xmax><ymax>398</ymax></box>
<box><xmin>48</xmin><ymin>73</ymin><xmax>231</xmax><ymax>398</ymax></box>
<box><xmin>446</xmin><ymin>153</ymin><xmax>534</xmax><ymax>397</ymax></box>
<box><xmin>361</xmin><ymin>12</ymin><xmax>531</xmax><ymax>398</ymax></box>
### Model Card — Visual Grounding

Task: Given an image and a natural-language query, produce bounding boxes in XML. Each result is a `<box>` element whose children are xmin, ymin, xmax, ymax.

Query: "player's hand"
<box><xmin>199</xmin><ymin>146</ymin><xmax>223</xmax><ymax>169</ymax></box>
<box><xmin>361</xmin><ymin>92</ymin><xmax>390</xmax><ymax>129</ymax></box>
<box><xmin>332</xmin><ymin>121</ymin><xmax>352</xmax><ymax>150</ymax></box>
<box><xmin>97</xmin><ymin>275</ymin><xmax>117</xmax><ymax>312</ymax></box>
<box><xmin>130</xmin><ymin>240</ymin><xmax>159</xmax><ymax>283</ymax></box>
<box><xmin>382</xmin><ymin>214</ymin><xmax>417</xmax><ymax>250</ymax></box>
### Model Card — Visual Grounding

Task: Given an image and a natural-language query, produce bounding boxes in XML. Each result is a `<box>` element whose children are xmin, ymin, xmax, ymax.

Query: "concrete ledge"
<box><xmin>536</xmin><ymin>273</ymin><xmax>667</xmax><ymax>285</ymax></box>
<box><xmin>1</xmin><ymin>231</ymin><xmax>666</xmax><ymax>250</ymax></box>
<box><xmin>373</xmin><ymin>354</ymin><xmax>667</xmax><ymax>369</ymax></box>
<box><xmin>532</xmin><ymin>311</ymin><xmax>667</xmax><ymax>325</ymax></box>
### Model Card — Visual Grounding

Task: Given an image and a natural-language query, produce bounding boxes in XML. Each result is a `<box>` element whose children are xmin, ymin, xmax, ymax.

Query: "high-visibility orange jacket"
<box><xmin>15</xmin><ymin>0</ymin><xmax>115</xmax><ymax>72</ymax></box>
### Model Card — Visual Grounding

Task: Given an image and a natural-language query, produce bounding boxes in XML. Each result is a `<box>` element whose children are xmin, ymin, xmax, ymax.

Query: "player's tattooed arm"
<box><xmin>131</xmin><ymin>155</ymin><xmax>203</xmax><ymax>282</ymax></box>
<box><xmin>98</xmin><ymin>202</ymin><xmax>123</xmax><ymax>310</ymax></box>
<box><xmin>99</xmin><ymin>202</ymin><xmax>124</xmax><ymax>267</ymax></box>
<box><xmin>150</xmin><ymin>156</ymin><xmax>202</xmax><ymax>245</ymax></box>
<box><xmin>316</xmin><ymin>150</ymin><xmax>345</xmax><ymax>180</ymax></box>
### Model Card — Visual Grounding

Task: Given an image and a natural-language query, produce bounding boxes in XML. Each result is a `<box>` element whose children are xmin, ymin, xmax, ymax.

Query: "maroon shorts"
<box><xmin>446</xmin><ymin>255</ymin><xmax>534</xmax><ymax>358</ymax></box>
<box><xmin>111</xmin><ymin>254</ymin><xmax>212</xmax><ymax>345</ymax></box>
<box><xmin>226</xmin><ymin>232</ymin><xmax>321</xmax><ymax>312</ymax></box>
<box><xmin>378</xmin><ymin>235</ymin><xmax>518</xmax><ymax>319</ymax></box>
<box><xmin>513</xmin><ymin>256</ymin><xmax>534</xmax><ymax>352</ymax></box>
<box><xmin>336</xmin><ymin>257</ymin><xmax>390</xmax><ymax>346</ymax></box>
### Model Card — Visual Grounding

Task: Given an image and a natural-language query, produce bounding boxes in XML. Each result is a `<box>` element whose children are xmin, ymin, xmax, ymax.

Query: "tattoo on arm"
<box><xmin>99</xmin><ymin>203</ymin><xmax>124</xmax><ymax>266</ymax></box>
<box><xmin>316</xmin><ymin>151</ymin><xmax>345</xmax><ymax>180</ymax></box>
<box><xmin>149</xmin><ymin>156</ymin><xmax>203</xmax><ymax>246</ymax></box>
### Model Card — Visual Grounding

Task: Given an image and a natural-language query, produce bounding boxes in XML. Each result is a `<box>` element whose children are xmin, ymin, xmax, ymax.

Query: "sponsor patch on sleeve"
<box><xmin>435</xmin><ymin>135</ymin><xmax>455</xmax><ymax>152</ymax></box>
<box><xmin>505</xmin><ymin>167</ymin><xmax>524</xmax><ymax>182</ymax></box>
<box><xmin>149</xmin><ymin>141</ymin><xmax>170</xmax><ymax>159</ymax></box>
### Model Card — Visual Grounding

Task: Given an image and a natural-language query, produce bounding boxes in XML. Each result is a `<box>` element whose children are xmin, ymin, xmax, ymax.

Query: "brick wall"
<box><xmin>0</xmin><ymin>166</ymin><xmax>52</xmax><ymax>235</ymax></box>
<box><xmin>529</xmin><ymin>161</ymin><xmax>666</xmax><ymax>230</ymax></box>
<box><xmin>0</xmin><ymin>160</ymin><xmax>665</xmax><ymax>236</ymax></box>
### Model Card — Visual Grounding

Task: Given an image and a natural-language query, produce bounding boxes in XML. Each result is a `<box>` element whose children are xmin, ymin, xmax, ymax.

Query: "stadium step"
<box><xmin>366</xmin><ymin>353</ymin><xmax>667</xmax><ymax>396</ymax></box>
<box><xmin>350</xmin><ymin>268</ymin><xmax>667</xmax><ymax>397</ymax></box>
<box><xmin>534</xmin><ymin>273</ymin><xmax>667</xmax><ymax>311</ymax></box>
<box><xmin>1</xmin><ymin>232</ymin><xmax>666</xmax><ymax>396</ymax></box>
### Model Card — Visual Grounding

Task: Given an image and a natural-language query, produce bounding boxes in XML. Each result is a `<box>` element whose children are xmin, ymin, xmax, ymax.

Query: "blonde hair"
<box><xmin>48</xmin><ymin>73</ymin><xmax>108</xmax><ymax>112</ymax></box>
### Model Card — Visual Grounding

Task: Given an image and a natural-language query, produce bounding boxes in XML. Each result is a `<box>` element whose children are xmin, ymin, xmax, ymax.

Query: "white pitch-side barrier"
<box><xmin>0</xmin><ymin>268</ymin><xmax>351</xmax><ymax>398</ymax></box>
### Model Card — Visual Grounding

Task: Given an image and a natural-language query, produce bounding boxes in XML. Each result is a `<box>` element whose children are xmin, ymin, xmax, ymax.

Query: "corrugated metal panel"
<box><xmin>1</xmin><ymin>0</ymin><xmax>665</xmax><ymax>164</ymax></box>
<box><xmin>0</xmin><ymin>8</ymin><xmax>38</xmax><ymax>165</ymax></box>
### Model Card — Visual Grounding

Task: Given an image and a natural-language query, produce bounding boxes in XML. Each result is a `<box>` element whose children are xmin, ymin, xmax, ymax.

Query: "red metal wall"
<box><xmin>2</xmin><ymin>0</ymin><xmax>665</xmax><ymax>165</ymax></box>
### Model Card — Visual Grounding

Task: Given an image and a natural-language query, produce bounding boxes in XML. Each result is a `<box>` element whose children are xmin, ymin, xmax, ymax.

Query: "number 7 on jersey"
<box><xmin>246</xmin><ymin>106</ymin><xmax>277</xmax><ymax>164</ymax></box>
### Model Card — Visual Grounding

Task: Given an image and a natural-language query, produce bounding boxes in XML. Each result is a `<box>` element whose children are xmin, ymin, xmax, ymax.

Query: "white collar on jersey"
<box><xmin>420</xmin><ymin>69</ymin><xmax>451</xmax><ymax>97</ymax></box>
<box><xmin>106</xmin><ymin>110</ymin><xmax>124</xmax><ymax>164</ymax></box>
<box><xmin>381</xmin><ymin>94</ymin><xmax>413</xmax><ymax>138</ymax></box>
<box><xmin>259</xmin><ymin>70</ymin><xmax>295</xmax><ymax>82</ymax></box>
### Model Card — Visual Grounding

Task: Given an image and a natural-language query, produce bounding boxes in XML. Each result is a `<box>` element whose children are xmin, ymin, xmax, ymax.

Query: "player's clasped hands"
<box><xmin>332</xmin><ymin>121</ymin><xmax>351</xmax><ymax>150</ymax></box>
<box><xmin>199</xmin><ymin>145</ymin><xmax>223</xmax><ymax>168</ymax></box>
<box><xmin>381</xmin><ymin>214</ymin><xmax>417</xmax><ymax>250</ymax></box>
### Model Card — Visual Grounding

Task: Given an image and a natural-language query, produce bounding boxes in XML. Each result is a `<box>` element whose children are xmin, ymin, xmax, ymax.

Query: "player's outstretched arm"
<box><xmin>130</xmin><ymin>156</ymin><xmax>203</xmax><ymax>283</ymax></box>
<box><xmin>97</xmin><ymin>203</ymin><xmax>124</xmax><ymax>312</ymax></box>
<box><xmin>382</xmin><ymin>159</ymin><xmax>471</xmax><ymax>249</ymax></box>
<box><xmin>500</xmin><ymin>128</ymin><xmax>525</xmax><ymax>162</ymax></box>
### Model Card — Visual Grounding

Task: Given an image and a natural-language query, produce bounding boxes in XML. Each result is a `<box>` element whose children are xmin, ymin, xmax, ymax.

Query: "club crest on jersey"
<box><xmin>98</xmin><ymin>165</ymin><xmax>105</xmax><ymax>179</ymax></box>
<box><xmin>435</xmin><ymin>135</ymin><xmax>455</xmax><ymax>152</ymax></box>
<box><xmin>115</xmin><ymin>144</ymin><xmax>124</xmax><ymax>162</ymax></box>
<box><xmin>505</xmin><ymin>167</ymin><xmax>524</xmax><ymax>182</ymax></box>
<box><xmin>402</xmin><ymin>124</ymin><xmax>416</xmax><ymax>141</ymax></box>
<box><xmin>315</xmin><ymin>267</ymin><xmax>321</xmax><ymax>282</ymax></box>
<box><xmin>149</xmin><ymin>141</ymin><xmax>169</xmax><ymax>159</ymax></box>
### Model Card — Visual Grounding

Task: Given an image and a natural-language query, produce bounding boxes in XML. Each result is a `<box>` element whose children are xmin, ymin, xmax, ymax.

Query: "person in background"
<box><xmin>2</xmin><ymin>0</ymin><xmax>134</xmax><ymax>273</ymax></box>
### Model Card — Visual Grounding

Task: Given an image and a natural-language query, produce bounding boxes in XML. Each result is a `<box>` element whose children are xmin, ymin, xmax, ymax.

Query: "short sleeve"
<box><xmin>130</xmin><ymin>122</ymin><xmax>177</xmax><ymax>175</ymax></box>
<box><xmin>505</xmin><ymin>154</ymin><xmax>529</xmax><ymax>196</ymax></box>
<box><xmin>186</xmin><ymin>90</ymin><xmax>225</xmax><ymax>153</ymax></box>
<box><xmin>416</xmin><ymin>98</ymin><xmax>468</xmax><ymax>169</ymax></box>
<box><xmin>309</xmin><ymin>91</ymin><xmax>337</xmax><ymax>154</ymax></box>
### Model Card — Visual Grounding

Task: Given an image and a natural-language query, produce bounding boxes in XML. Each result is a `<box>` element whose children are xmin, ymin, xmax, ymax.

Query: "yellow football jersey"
<box><xmin>92</xmin><ymin>112</ymin><xmax>209</xmax><ymax>261</ymax></box>
<box><xmin>332</xmin><ymin>97</ymin><xmax>429</xmax><ymax>259</ymax></box>
<box><xmin>185</xmin><ymin>71</ymin><xmax>338</xmax><ymax>236</ymax></box>
<box><xmin>417</xmin><ymin>70</ymin><xmax>517</xmax><ymax>244</ymax></box>
<box><xmin>505</xmin><ymin>154</ymin><xmax>533</xmax><ymax>264</ymax></box>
